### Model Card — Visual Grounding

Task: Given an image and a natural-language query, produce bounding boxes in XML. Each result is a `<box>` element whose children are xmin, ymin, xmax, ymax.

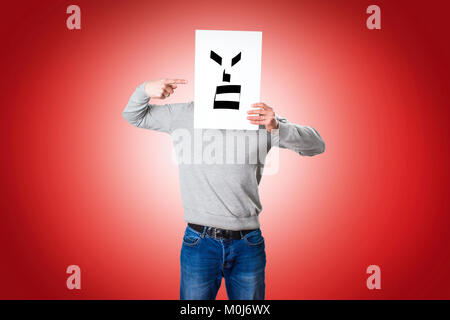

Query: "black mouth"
<box><xmin>213</xmin><ymin>85</ymin><xmax>241</xmax><ymax>110</ymax></box>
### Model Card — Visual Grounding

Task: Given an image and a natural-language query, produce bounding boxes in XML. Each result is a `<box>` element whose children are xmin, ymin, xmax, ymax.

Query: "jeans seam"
<box><xmin>220</xmin><ymin>240</ymin><xmax>225</xmax><ymax>273</ymax></box>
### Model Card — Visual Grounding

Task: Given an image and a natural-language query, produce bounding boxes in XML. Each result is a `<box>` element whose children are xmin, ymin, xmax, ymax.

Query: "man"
<box><xmin>122</xmin><ymin>78</ymin><xmax>325</xmax><ymax>300</ymax></box>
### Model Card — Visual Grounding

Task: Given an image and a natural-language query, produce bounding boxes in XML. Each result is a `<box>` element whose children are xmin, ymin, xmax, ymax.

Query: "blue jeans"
<box><xmin>180</xmin><ymin>225</ymin><xmax>266</xmax><ymax>300</ymax></box>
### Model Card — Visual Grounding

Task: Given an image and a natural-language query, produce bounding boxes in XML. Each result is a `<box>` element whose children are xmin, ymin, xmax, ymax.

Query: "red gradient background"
<box><xmin>1</xmin><ymin>0</ymin><xmax>449</xmax><ymax>299</ymax></box>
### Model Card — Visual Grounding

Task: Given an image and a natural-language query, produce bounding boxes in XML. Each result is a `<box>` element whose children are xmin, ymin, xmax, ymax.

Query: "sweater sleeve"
<box><xmin>271</xmin><ymin>114</ymin><xmax>325</xmax><ymax>156</ymax></box>
<box><xmin>122</xmin><ymin>81</ymin><xmax>177</xmax><ymax>134</ymax></box>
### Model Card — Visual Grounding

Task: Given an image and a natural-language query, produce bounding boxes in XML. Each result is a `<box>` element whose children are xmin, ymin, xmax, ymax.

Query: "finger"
<box><xmin>247</xmin><ymin>111</ymin><xmax>275</xmax><ymax>122</ymax></box>
<box><xmin>168</xmin><ymin>83</ymin><xmax>178</xmax><ymax>89</ymax></box>
<box><xmin>172</xmin><ymin>79</ymin><xmax>187</xmax><ymax>84</ymax></box>
<box><xmin>247</xmin><ymin>109</ymin><xmax>273</xmax><ymax>115</ymax></box>
<box><xmin>247</xmin><ymin>115</ymin><xmax>272</xmax><ymax>122</ymax></box>
<box><xmin>165</xmin><ymin>78</ymin><xmax>187</xmax><ymax>85</ymax></box>
<box><xmin>251</xmin><ymin>103</ymin><xmax>271</xmax><ymax>110</ymax></box>
<box><xmin>162</xmin><ymin>89</ymin><xmax>171</xmax><ymax>98</ymax></box>
<box><xmin>164</xmin><ymin>85</ymin><xmax>174</xmax><ymax>94</ymax></box>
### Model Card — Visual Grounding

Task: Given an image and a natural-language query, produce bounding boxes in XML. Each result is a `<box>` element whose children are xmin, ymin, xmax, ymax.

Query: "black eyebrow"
<box><xmin>210</xmin><ymin>50</ymin><xmax>222</xmax><ymax>65</ymax></box>
<box><xmin>231</xmin><ymin>52</ymin><xmax>241</xmax><ymax>66</ymax></box>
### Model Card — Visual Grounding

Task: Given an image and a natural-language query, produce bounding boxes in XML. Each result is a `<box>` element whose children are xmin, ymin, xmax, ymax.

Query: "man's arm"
<box><xmin>122</xmin><ymin>78</ymin><xmax>187</xmax><ymax>133</ymax></box>
<box><xmin>247</xmin><ymin>103</ymin><xmax>325</xmax><ymax>156</ymax></box>
<box><xmin>273</xmin><ymin>114</ymin><xmax>325</xmax><ymax>156</ymax></box>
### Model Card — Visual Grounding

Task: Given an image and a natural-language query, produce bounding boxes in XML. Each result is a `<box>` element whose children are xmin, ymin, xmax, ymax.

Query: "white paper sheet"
<box><xmin>194</xmin><ymin>30</ymin><xmax>262</xmax><ymax>130</ymax></box>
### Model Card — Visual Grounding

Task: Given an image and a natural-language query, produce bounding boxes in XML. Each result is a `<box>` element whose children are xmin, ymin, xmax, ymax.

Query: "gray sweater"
<box><xmin>122</xmin><ymin>82</ymin><xmax>325</xmax><ymax>231</ymax></box>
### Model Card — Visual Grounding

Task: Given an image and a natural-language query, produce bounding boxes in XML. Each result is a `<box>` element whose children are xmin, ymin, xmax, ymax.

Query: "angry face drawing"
<box><xmin>210</xmin><ymin>50</ymin><xmax>242</xmax><ymax>110</ymax></box>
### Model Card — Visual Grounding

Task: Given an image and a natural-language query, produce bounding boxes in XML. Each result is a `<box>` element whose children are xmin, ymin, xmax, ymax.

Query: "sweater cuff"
<box><xmin>136</xmin><ymin>81</ymin><xmax>150</xmax><ymax>102</ymax></box>
<box><xmin>270</xmin><ymin>119</ymin><xmax>288</xmax><ymax>147</ymax></box>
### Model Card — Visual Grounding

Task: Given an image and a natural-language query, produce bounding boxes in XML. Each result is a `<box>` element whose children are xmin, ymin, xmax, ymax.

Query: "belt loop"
<box><xmin>239</xmin><ymin>230</ymin><xmax>243</xmax><ymax>239</ymax></box>
<box><xmin>200</xmin><ymin>226</ymin><xmax>206</xmax><ymax>238</ymax></box>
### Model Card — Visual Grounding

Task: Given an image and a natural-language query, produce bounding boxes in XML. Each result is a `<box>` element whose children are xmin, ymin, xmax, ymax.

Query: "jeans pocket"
<box><xmin>244</xmin><ymin>229</ymin><xmax>265</xmax><ymax>246</ymax></box>
<box><xmin>182</xmin><ymin>227</ymin><xmax>201</xmax><ymax>247</ymax></box>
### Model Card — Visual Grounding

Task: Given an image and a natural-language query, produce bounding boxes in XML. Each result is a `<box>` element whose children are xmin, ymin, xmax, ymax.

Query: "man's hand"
<box><xmin>247</xmin><ymin>103</ymin><xmax>279</xmax><ymax>132</ymax></box>
<box><xmin>144</xmin><ymin>78</ymin><xmax>187</xmax><ymax>99</ymax></box>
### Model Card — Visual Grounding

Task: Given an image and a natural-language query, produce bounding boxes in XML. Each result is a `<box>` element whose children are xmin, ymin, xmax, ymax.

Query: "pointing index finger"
<box><xmin>165</xmin><ymin>78</ymin><xmax>188</xmax><ymax>85</ymax></box>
